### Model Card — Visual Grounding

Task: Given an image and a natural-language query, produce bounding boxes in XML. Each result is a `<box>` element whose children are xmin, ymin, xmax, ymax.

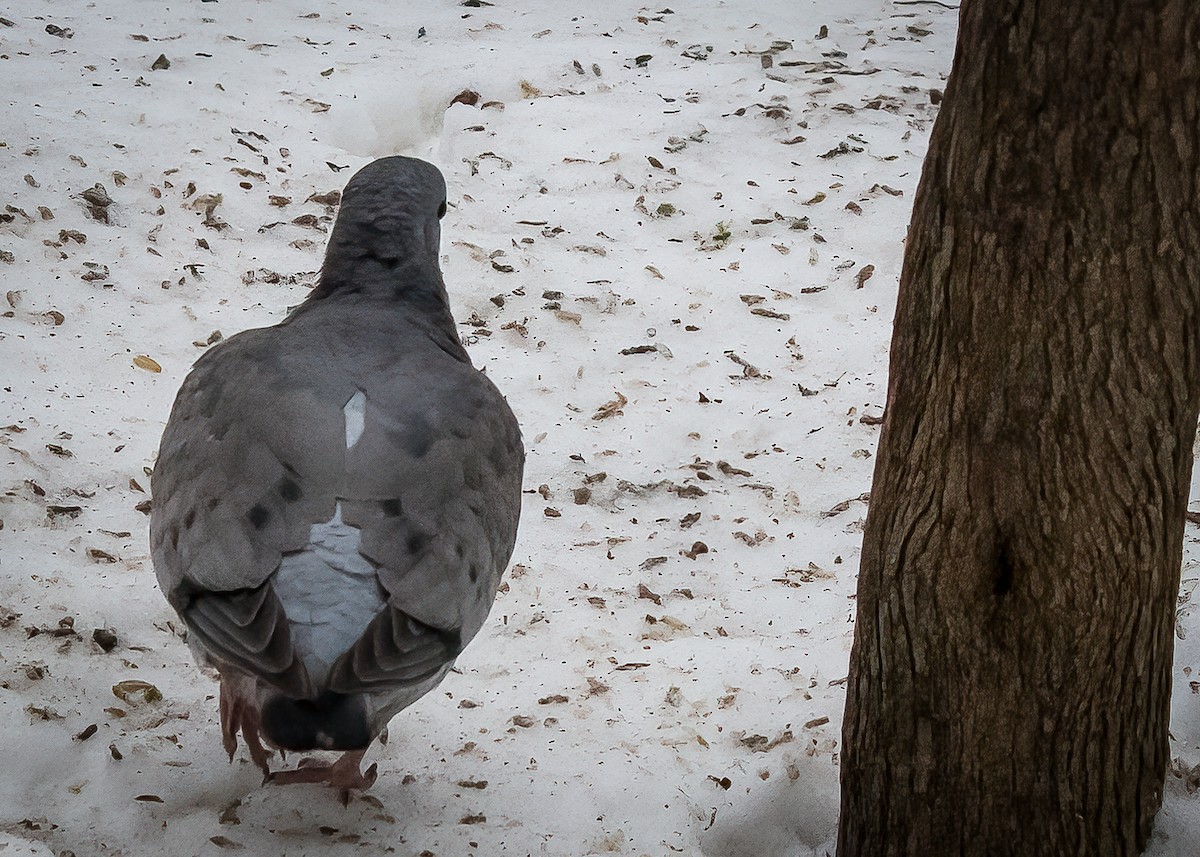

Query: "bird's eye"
<box><xmin>437</xmin><ymin>201</ymin><xmax>447</xmax><ymax>219</ymax></box>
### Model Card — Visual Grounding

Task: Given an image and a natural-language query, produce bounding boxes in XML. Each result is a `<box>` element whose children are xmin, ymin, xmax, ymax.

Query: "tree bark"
<box><xmin>838</xmin><ymin>2</ymin><xmax>1200</xmax><ymax>855</ymax></box>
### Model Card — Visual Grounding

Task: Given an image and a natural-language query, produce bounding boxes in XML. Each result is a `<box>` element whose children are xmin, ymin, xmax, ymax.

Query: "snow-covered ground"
<box><xmin>2</xmin><ymin>1</ymin><xmax>1198</xmax><ymax>854</ymax></box>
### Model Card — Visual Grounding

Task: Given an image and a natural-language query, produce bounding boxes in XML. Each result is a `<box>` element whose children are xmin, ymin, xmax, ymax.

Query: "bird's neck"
<box><xmin>310</xmin><ymin>245</ymin><xmax>444</xmax><ymax>295</ymax></box>
<box><xmin>294</xmin><ymin>257</ymin><xmax>469</xmax><ymax>361</ymax></box>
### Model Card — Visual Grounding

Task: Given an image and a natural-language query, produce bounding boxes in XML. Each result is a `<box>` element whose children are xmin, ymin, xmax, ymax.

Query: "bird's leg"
<box><xmin>239</xmin><ymin>706</ymin><xmax>272</xmax><ymax>782</ymax></box>
<box><xmin>218</xmin><ymin>674</ymin><xmax>272</xmax><ymax>781</ymax></box>
<box><xmin>269</xmin><ymin>749</ymin><xmax>379</xmax><ymax>804</ymax></box>
<box><xmin>218</xmin><ymin>677</ymin><xmax>240</xmax><ymax>761</ymax></box>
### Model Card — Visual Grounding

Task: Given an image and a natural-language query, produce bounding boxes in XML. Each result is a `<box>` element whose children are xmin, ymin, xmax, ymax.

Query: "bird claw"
<box><xmin>269</xmin><ymin>750</ymin><xmax>377</xmax><ymax>800</ymax></box>
<box><xmin>337</xmin><ymin>763</ymin><xmax>378</xmax><ymax>806</ymax></box>
<box><xmin>219</xmin><ymin>674</ymin><xmax>272</xmax><ymax>779</ymax></box>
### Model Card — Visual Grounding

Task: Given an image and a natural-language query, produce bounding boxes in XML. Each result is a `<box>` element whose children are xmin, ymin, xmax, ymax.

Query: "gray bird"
<box><xmin>150</xmin><ymin>156</ymin><xmax>524</xmax><ymax>796</ymax></box>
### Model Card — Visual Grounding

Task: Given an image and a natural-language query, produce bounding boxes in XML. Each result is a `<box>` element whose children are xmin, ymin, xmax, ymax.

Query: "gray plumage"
<box><xmin>150</xmin><ymin>157</ymin><xmax>523</xmax><ymax>787</ymax></box>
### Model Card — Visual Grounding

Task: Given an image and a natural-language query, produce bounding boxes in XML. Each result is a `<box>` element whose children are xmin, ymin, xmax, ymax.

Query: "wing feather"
<box><xmin>327</xmin><ymin>607</ymin><xmax>459</xmax><ymax>691</ymax></box>
<box><xmin>181</xmin><ymin>581</ymin><xmax>309</xmax><ymax>696</ymax></box>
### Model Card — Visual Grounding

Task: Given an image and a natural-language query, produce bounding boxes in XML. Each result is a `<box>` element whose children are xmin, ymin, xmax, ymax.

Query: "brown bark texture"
<box><xmin>838</xmin><ymin>1</ymin><xmax>1200</xmax><ymax>855</ymax></box>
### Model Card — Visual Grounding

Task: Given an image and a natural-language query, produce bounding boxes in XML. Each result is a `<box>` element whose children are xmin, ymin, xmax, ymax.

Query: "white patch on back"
<box><xmin>272</xmin><ymin>502</ymin><xmax>386</xmax><ymax>683</ymax></box>
<box><xmin>344</xmin><ymin>390</ymin><xmax>366</xmax><ymax>448</ymax></box>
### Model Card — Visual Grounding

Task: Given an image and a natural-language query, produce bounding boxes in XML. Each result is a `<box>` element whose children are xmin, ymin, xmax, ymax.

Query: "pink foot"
<box><xmin>219</xmin><ymin>674</ymin><xmax>272</xmax><ymax>782</ymax></box>
<box><xmin>269</xmin><ymin>750</ymin><xmax>378</xmax><ymax>804</ymax></box>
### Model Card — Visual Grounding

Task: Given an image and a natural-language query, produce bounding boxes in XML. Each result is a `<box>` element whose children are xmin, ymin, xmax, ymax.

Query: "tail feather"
<box><xmin>261</xmin><ymin>691</ymin><xmax>371</xmax><ymax>751</ymax></box>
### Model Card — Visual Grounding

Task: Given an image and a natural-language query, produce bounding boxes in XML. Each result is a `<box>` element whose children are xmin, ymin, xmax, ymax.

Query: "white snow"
<box><xmin>1</xmin><ymin>0</ymin><xmax>1198</xmax><ymax>854</ymax></box>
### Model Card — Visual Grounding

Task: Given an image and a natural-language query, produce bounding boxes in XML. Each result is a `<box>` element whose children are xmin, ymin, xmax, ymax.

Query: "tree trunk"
<box><xmin>837</xmin><ymin>2</ymin><xmax>1200</xmax><ymax>854</ymax></box>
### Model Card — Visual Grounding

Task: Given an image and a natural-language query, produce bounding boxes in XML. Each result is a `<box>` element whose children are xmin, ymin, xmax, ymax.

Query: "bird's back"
<box><xmin>151</xmin><ymin>292</ymin><xmax>523</xmax><ymax>750</ymax></box>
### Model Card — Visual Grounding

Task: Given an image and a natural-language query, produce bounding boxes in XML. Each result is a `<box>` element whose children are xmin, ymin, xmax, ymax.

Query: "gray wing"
<box><xmin>330</xmin><ymin>360</ymin><xmax>524</xmax><ymax>691</ymax></box>
<box><xmin>151</xmin><ymin>324</ymin><xmax>350</xmax><ymax>688</ymax></box>
<box><xmin>151</xmin><ymin>326</ymin><xmax>349</xmax><ymax>597</ymax></box>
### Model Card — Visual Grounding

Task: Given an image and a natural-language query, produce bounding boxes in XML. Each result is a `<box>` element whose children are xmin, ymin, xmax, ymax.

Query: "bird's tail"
<box><xmin>261</xmin><ymin>691</ymin><xmax>372</xmax><ymax>751</ymax></box>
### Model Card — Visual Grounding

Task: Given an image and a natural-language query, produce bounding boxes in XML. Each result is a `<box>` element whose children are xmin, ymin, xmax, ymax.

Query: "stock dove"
<box><xmin>150</xmin><ymin>156</ymin><xmax>524</xmax><ymax>796</ymax></box>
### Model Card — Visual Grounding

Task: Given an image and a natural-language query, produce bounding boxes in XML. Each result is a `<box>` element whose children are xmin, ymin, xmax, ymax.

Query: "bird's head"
<box><xmin>311</xmin><ymin>156</ymin><xmax>449</xmax><ymax>299</ymax></box>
